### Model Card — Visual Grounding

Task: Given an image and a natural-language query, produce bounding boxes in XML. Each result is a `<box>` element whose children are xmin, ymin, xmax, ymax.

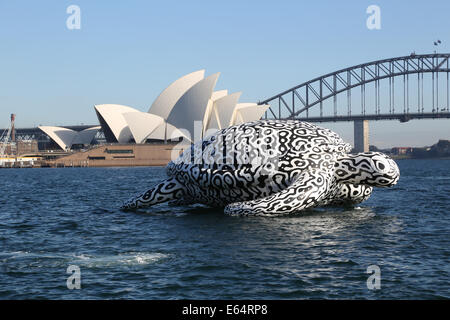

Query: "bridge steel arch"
<box><xmin>260</xmin><ymin>53</ymin><xmax>450</xmax><ymax>121</ymax></box>
<box><xmin>259</xmin><ymin>53</ymin><xmax>450</xmax><ymax>151</ymax></box>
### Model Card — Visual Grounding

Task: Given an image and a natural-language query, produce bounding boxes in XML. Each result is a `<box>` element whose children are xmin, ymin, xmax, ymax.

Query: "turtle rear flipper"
<box><xmin>168</xmin><ymin>197</ymin><xmax>196</xmax><ymax>207</ymax></box>
<box><xmin>120</xmin><ymin>177</ymin><xmax>186</xmax><ymax>211</ymax></box>
<box><xmin>224</xmin><ymin>170</ymin><xmax>333</xmax><ymax>216</ymax></box>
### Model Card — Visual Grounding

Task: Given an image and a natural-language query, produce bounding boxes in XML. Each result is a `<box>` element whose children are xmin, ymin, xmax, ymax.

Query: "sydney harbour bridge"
<box><xmin>259</xmin><ymin>53</ymin><xmax>450</xmax><ymax>152</ymax></box>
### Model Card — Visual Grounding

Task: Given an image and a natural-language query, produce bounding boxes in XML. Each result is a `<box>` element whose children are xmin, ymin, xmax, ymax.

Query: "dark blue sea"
<box><xmin>0</xmin><ymin>159</ymin><xmax>449</xmax><ymax>299</ymax></box>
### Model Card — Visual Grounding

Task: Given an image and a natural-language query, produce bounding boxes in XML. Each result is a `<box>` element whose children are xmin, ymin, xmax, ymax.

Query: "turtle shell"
<box><xmin>166</xmin><ymin>120</ymin><xmax>351</xmax><ymax>194</ymax></box>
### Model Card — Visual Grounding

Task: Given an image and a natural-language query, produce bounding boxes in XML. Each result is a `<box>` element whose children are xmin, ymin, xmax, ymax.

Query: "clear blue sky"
<box><xmin>0</xmin><ymin>0</ymin><xmax>449</xmax><ymax>147</ymax></box>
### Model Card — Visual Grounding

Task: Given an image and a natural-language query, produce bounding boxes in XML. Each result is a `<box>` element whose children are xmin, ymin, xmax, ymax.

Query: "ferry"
<box><xmin>0</xmin><ymin>157</ymin><xmax>16</xmax><ymax>168</ymax></box>
<box><xmin>0</xmin><ymin>155</ymin><xmax>41</xmax><ymax>168</ymax></box>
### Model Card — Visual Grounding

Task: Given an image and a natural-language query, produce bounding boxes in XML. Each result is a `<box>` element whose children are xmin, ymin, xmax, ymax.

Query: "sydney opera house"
<box><xmin>38</xmin><ymin>70</ymin><xmax>269</xmax><ymax>151</ymax></box>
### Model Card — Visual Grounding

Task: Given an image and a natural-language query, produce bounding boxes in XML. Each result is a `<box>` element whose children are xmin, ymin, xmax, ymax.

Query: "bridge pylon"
<box><xmin>354</xmin><ymin>120</ymin><xmax>369</xmax><ymax>153</ymax></box>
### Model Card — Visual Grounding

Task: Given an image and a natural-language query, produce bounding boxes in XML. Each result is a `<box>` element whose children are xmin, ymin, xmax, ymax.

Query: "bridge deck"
<box><xmin>278</xmin><ymin>112</ymin><xmax>450</xmax><ymax>122</ymax></box>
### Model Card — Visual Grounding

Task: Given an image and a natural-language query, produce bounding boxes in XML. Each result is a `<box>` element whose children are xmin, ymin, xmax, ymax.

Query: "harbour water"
<box><xmin>0</xmin><ymin>159</ymin><xmax>449</xmax><ymax>299</ymax></box>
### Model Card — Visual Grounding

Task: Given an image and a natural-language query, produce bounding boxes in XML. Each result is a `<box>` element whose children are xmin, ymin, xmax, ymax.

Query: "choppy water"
<box><xmin>0</xmin><ymin>159</ymin><xmax>449</xmax><ymax>299</ymax></box>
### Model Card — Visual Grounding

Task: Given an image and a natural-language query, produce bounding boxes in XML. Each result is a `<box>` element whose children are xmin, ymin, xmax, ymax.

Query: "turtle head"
<box><xmin>334</xmin><ymin>152</ymin><xmax>400</xmax><ymax>187</ymax></box>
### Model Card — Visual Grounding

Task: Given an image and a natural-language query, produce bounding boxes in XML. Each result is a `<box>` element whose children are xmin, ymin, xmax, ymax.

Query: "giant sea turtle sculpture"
<box><xmin>121</xmin><ymin>120</ymin><xmax>399</xmax><ymax>215</ymax></box>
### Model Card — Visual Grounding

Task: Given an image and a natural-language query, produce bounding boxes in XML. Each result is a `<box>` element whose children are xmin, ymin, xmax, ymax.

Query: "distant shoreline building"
<box><xmin>391</xmin><ymin>147</ymin><xmax>413</xmax><ymax>155</ymax></box>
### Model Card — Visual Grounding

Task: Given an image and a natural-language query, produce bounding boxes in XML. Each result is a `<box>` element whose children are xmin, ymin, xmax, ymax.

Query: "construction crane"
<box><xmin>0</xmin><ymin>126</ymin><xmax>12</xmax><ymax>157</ymax></box>
<box><xmin>0</xmin><ymin>114</ymin><xmax>14</xmax><ymax>157</ymax></box>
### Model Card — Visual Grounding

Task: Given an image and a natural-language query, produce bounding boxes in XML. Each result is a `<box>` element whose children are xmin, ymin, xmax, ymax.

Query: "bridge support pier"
<box><xmin>354</xmin><ymin>120</ymin><xmax>369</xmax><ymax>153</ymax></box>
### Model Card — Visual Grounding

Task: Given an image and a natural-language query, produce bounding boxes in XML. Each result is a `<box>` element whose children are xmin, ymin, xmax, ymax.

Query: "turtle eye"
<box><xmin>372</xmin><ymin>156</ymin><xmax>390</xmax><ymax>174</ymax></box>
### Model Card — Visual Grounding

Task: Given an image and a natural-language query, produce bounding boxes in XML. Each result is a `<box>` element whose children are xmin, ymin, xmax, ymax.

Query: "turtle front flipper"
<box><xmin>224</xmin><ymin>170</ymin><xmax>333</xmax><ymax>216</ymax></box>
<box><xmin>120</xmin><ymin>177</ymin><xmax>186</xmax><ymax>211</ymax></box>
<box><xmin>324</xmin><ymin>184</ymin><xmax>373</xmax><ymax>207</ymax></box>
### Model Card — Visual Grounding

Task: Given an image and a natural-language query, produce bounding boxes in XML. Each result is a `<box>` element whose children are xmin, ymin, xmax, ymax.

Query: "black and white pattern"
<box><xmin>121</xmin><ymin>120</ymin><xmax>400</xmax><ymax>215</ymax></box>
